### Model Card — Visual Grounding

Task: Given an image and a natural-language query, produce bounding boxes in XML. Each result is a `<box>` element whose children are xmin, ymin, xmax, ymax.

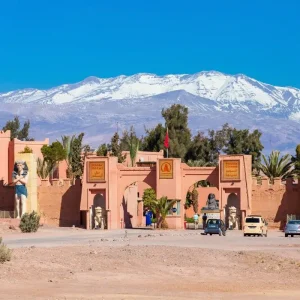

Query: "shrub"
<box><xmin>19</xmin><ymin>211</ymin><xmax>40</xmax><ymax>233</ymax></box>
<box><xmin>0</xmin><ymin>237</ymin><xmax>12</xmax><ymax>263</ymax></box>
<box><xmin>19</xmin><ymin>146</ymin><xmax>33</xmax><ymax>153</ymax></box>
<box><xmin>185</xmin><ymin>217</ymin><xmax>194</xmax><ymax>223</ymax></box>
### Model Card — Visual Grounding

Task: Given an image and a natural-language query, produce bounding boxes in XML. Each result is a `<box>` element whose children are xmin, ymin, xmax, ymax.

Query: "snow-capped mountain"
<box><xmin>0</xmin><ymin>71</ymin><xmax>300</xmax><ymax>153</ymax></box>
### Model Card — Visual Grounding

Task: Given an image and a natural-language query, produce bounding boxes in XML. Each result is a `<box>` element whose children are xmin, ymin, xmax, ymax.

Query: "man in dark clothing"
<box><xmin>202</xmin><ymin>213</ymin><xmax>207</xmax><ymax>230</ymax></box>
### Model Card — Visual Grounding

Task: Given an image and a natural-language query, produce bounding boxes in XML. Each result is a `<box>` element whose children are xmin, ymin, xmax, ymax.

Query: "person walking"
<box><xmin>202</xmin><ymin>213</ymin><xmax>207</xmax><ymax>230</ymax></box>
<box><xmin>193</xmin><ymin>213</ymin><xmax>199</xmax><ymax>230</ymax></box>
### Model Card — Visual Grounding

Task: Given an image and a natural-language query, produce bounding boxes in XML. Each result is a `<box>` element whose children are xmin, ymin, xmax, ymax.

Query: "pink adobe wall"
<box><xmin>251</xmin><ymin>177</ymin><xmax>300</xmax><ymax>230</ymax></box>
<box><xmin>122</xmin><ymin>150</ymin><xmax>164</xmax><ymax>166</ymax></box>
<box><xmin>13</xmin><ymin>137</ymin><xmax>49</xmax><ymax>159</ymax></box>
<box><xmin>0</xmin><ymin>130</ymin><xmax>11</xmax><ymax>183</ymax></box>
<box><xmin>57</xmin><ymin>160</ymin><xmax>68</xmax><ymax>179</ymax></box>
<box><xmin>38</xmin><ymin>179</ymin><xmax>81</xmax><ymax>226</ymax></box>
<box><xmin>0</xmin><ymin>180</ymin><xmax>15</xmax><ymax>211</ymax></box>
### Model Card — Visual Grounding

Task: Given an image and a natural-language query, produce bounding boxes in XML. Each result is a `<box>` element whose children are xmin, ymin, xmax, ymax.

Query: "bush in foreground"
<box><xmin>19</xmin><ymin>211</ymin><xmax>40</xmax><ymax>233</ymax></box>
<box><xmin>0</xmin><ymin>237</ymin><xmax>12</xmax><ymax>263</ymax></box>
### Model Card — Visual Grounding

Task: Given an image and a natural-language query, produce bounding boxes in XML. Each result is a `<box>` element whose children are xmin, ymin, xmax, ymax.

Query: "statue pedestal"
<box><xmin>200</xmin><ymin>209</ymin><xmax>221</xmax><ymax>220</ymax></box>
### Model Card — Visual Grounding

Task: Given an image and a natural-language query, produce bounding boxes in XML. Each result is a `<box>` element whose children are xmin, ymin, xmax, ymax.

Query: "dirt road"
<box><xmin>1</xmin><ymin>228</ymin><xmax>300</xmax><ymax>299</ymax></box>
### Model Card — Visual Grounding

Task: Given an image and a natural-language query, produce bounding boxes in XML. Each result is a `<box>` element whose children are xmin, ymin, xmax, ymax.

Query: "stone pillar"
<box><xmin>15</xmin><ymin>153</ymin><xmax>38</xmax><ymax>214</ymax></box>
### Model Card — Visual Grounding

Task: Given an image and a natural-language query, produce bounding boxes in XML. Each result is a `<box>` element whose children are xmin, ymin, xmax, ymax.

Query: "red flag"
<box><xmin>164</xmin><ymin>127</ymin><xmax>169</xmax><ymax>149</ymax></box>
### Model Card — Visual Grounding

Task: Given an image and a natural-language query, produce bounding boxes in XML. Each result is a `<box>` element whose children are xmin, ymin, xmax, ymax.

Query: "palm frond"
<box><xmin>258</xmin><ymin>151</ymin><xmax>293</xmax><ymax>182</ymax></box>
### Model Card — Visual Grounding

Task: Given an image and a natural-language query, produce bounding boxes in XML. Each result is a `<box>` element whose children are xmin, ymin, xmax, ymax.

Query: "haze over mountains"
<box><xmin>1</xmin><ymin>71</ymin><xmax>300</xmax><ymax>153</ymax></box>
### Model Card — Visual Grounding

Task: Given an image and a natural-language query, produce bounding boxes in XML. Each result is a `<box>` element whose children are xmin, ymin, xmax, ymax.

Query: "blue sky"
<box><xmin>0</xmin><ymin>0</ymin><xmax>299</xmax><ymax>92</ymax></box>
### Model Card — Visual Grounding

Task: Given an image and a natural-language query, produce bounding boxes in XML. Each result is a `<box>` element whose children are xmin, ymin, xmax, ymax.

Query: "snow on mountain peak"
<box><xmin>0</xmin><ymin>71</ymin><xmax>300</xmax><ymax>114</ymax></box>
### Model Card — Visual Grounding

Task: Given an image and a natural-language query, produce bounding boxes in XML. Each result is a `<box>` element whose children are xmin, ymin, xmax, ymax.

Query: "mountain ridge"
<box><xmin>0</xmin><ymin>70</ymin><xmax>300</xmax><ymax>153</ymax></box>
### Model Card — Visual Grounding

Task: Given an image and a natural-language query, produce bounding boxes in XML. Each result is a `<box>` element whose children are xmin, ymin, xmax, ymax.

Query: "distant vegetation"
<box><xmin>2</xmin><ymin>104</ymin><xmax>300</xmax><ymax>182</ymax></box>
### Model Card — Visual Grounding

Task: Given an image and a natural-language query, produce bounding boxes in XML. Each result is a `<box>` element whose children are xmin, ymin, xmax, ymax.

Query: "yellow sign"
<box><xmin>87</xmin><ymin>161</ymin><xmax>105</xmax><ymax>182</ymax></box>
<box><xmin>159</xmin><ymin>160</ymin><xmax>173</xmax><ymax>179</ymax></box>
<box><xmin>221</xmin><ymin>160</ymin><xmax>240</xmax><ymax>181</ymax></box>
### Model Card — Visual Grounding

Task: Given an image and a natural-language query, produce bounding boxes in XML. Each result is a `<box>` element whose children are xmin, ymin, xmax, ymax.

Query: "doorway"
<box><xmin>226</xmin><ymin>193</ymin><xmax>241</xmax><ymax>229</ymax></box>
<box><xmin>91</xmin><ymin>192</ymin><xmax>106</xmax><ymax>229</ymax></box>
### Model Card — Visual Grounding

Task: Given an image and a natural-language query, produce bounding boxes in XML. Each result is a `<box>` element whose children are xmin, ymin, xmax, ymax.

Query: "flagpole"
<box><xmin>167</xmin><ymin>148</ymin><xmax>168</xmax><ymax>158</ymax></box>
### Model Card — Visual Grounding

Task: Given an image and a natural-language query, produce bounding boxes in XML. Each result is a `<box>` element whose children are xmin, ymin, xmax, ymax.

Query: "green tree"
<box><xmin>185</xmin><ymin>132</ymin><xmax>216</xmax><ymax>165</ymax></box>
<box><xmin>96</xmin><ymin>143</ymin><xmax>109</xmax><ymax>156</ymax></box>
<box><xmin>291</xmin><ymin>144</ymin><xmax>300</xmax><ymax>176</ymax></box>
<box><xmin>141</xmin><ymin>104</ymin><xmax>192</xmax><ymax>159</ymax></box>
<box><xmin>204</xmin><ymin>123</ymin><xmax>233</xmax><ymax>165</ymax></box>
<box><xmin>110</xmin><ymin>132</ymin><xmax>126</xmax><ymax>163</ymax></box>
<box><xmin>141</xmin><ymin>123</ymin><xmax>165</xmax><ymax>152</ymax></box>
<box><xmin>142</xmin><ymin>188</ymin><xmax>156</xmax><ymax>207</ymax></box>
<box><xmin>41</xmin><ymin>141</ymin><xmax>66</xmax><ymax>178</ymax></box>
<box><xmin>149</xmin><ymin>197</ymin><xmax>177</xmax><ymax>229</ymax></box>
<box><xmin>162</xmin><ymin>104</ymin><xmax>191</xmax><ymax>159</ymax></box>
<box><xmin>41</xmin><ymin>142</ymin><xmax>66</xmax><ymax>166</ymax></box>
<box><xmin>191</xmin><ymin>187</ymin><xmax>199</xmax><ymax>214</ymax></box>
<box><xmin>70</xmin><ymin>133</ymin><xmax>85</xmax><ymax>178</ymax></box>
<box><xmin>2</xmin><ymin>116</ymin><xmax>34</xmax><ymax>141</ymax></box>
<box><xmin>258</xmin><ymin>151</ymin><xmax>293</xmax><ymax>183</ymax></box>
<box><xmin>223</xmin><ymin>126</ymin><xmax>263</xmax><ymax>171</ymax></box>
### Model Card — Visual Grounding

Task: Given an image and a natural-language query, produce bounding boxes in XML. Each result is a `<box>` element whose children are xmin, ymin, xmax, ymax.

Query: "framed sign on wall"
<box><xmin>159</xmin><ymin>159</ymin><xmax>173</xmax><ymax>179</ymax></box>
<box><xmin>221</xmin><ymin>160</ymin><xmax>240</xmax><ymax>181</ymax></box>
<box><xmin>87</xmin><ymin>161</ymin><xmax>105</xmax><ymax>182</ymax></box>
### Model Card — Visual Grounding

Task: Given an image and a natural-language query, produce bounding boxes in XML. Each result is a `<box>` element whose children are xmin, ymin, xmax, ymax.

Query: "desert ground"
<box><xmin>1</xmin><ymin>225</ymin><xmax>300</xmax><ymax>300</ymax></box>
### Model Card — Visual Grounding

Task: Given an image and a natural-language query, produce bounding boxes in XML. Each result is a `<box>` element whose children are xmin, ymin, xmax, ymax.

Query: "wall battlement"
<box><xmin>252</xmin><ymin>177</ymin><xmax>299</xmax><ymax>191</ymax></box>
<box><xmin>251</xmin><ymin>177</ymin><xmax>300</xmax><ymax>229</ymax></box>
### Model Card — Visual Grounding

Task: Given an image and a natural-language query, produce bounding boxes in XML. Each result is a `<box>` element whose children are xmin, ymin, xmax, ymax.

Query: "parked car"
<box><xmin>243</xmin><ymin>215</ymin><xmax>268</xmax><ymax>237</ymax></box>
<box><xmin>285</xmin><ymin>220</ymin><xmax>300</xmax><ymax>237</ymax></box>
<box><xmin>204</xmin><ymin>219</ymin><xmax>226</xmax><ymax>236</ymax></box>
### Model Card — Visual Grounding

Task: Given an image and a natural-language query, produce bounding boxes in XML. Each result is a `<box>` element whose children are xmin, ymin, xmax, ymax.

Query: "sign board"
<box><xmin>87</xmin><ymin>161</ymin><xmax>105</xmax><ymax>182</ymax></box>
<box><xmin>172</xmin><ymin>207</ymin><xmax>177</xmax><ymax>213</ymax></box>
<box><xmin>200</xmin><ymin>212</ymin><xmax>220</xmax><ymax>220</ymax></box>
<box><xmin>221</xmin><ymin>160</ymin><xmax>240</xmax><ymax>181</ymax></box>
<box><xmin>159</xmin><ymin>159</ymin><xmax>173</xmax><ymax>179</ymax></box>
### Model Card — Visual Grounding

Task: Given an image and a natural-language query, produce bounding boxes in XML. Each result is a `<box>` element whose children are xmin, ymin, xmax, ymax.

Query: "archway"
<box><xmin>121</xmin><ymin>181</ymin><xmax>155</xmax><ymax>229</ymax></box>
<box><xmin>92</xmin><ymin>193</ymin><xmax>106</xmax><ymax>229</ymax></box>
<box><xmin>227</xmin><ymin>193</ymin><xmax>240</xmax><ymax>209</ymax></box>
<box><xmin>226</xmin><ymin>193</ymin><xmax>241</xmax><ymax>229</ymax></box>
<box><xmin>184</xmin><ymin>180</ymin><xmax>219</xmax><ymax>219</ymax></box>
<box><xmin>93</xmin><ymin>193</ymin><xmax>105</xmax><ymax>208</ymax></box>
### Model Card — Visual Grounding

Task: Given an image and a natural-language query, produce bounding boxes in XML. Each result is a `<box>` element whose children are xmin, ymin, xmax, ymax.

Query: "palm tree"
<box><xmin>187</xmin><ymin>159</ymin><xmax>215</xmax><ymax>167</ymax></box>
<box><xmin>36</xmin><ymin>157</ymin><xmax>54</xmax><ymax>179</ymax></box>
<box><xmin>257</xmin><ymin>151</ymin><xmax>293</xmax><ymax>183</ymax></box>
<box><xmin>60</xmin><ymin>135</ymin><xmax>75</xmax><ymax>178</ymax></box>
<box><xmin>149</xmin><ymin>197</ymin><xmax>177</xmax><ymax>229</ymax></box>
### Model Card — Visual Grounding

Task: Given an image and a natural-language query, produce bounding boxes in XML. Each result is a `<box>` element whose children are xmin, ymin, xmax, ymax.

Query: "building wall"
<box><xmin>0</xmin><ymin>180</ymin><xmax>14</xmax><ymax>211</ymax></box>
<box><xmin>38</xmin><ymin>179</ymin><xmax>81</xmax><ymax>226</ymax></box>
<box><xmin>0</xmin><ymin>130</ymin><xmax>11</xmax><ymax>183</ymax></box>
<box><xmin>251</xmin><ymin>177</ymin><xmax>300</xmax><ymax>229</ymax></box>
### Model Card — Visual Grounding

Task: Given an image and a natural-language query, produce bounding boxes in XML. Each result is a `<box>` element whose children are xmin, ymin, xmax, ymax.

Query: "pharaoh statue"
<box><xmin>12</xmin><ymin>160</ymin><xmax>29</xmax><ymax>219</ymax></box>
<box><xmin>204</xmin><ymin>193</ymin><xmax>219</xmax><ymax>210</ymax></box>
<box><xmin>94</xmin><ymin>206</ymin><xmax>105</xmax><ymax>230</ymax></box>
<box><xmin>228</xmin><ymin>206</ymin><xmax>239</xmax><ymax>230</ymax></box>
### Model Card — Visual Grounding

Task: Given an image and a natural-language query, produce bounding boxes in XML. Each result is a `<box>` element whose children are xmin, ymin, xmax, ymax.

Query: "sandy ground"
<box><xmin>1</xmin><ymin>225</ymin><xmax>300</xmax><ymax>299</ymax></box>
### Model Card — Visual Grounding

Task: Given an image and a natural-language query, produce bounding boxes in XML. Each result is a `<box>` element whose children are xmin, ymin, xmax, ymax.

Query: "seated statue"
<box><xmin>204</xmin><ymin>193</ymin><xmax>219</xmax><ymax>210</ymax></box>
<box><xmin>94</xmin><ymin>206</ymin><xmax>105</xmax><ymax>230</ymax></box>
<box><xmin>228</xmin><ymin>206</ymin><xmax>239</xmax><ymax>230</ymax></box>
